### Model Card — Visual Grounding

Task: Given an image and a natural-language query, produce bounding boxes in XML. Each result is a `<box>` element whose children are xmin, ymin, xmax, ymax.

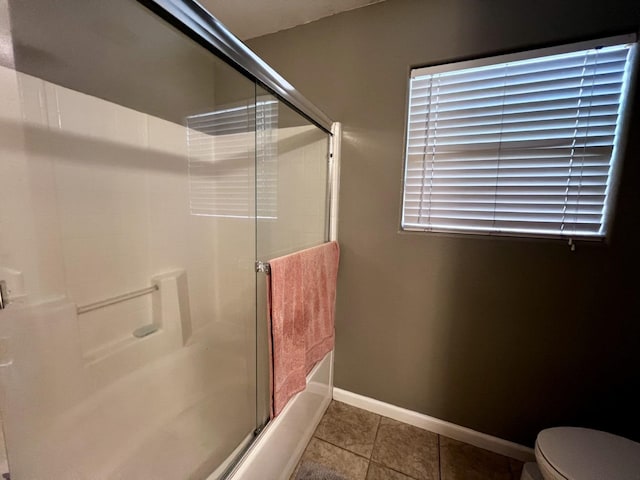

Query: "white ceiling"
<box><xmin>199</xmin><ymin>0</ymin><xmax>386</xmax><ymax>40</ymax></box>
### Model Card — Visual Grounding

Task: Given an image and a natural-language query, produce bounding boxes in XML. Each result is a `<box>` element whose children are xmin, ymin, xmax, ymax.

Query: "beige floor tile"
<box><xmin>371</xmin><ymin>418</ymin><xmax>439</xmax><ymax>480</ymax></box>
<box><xmin>440</xmin><ymin>436</ymin><xmax>513</xmax><ymax>480</ymax></box>
<box><xmin>297</xmin><ymin>438</ymin><xmax>369</xmax><ymax>480</ymax></box>
<box><xmin>366</xmin><ymin>462</ymin><xmax>415</xmax><ymax>480</ymax></box>
<box><xmin>314</xmin><ymin>401</ymin><xmax>381</xmax><ymax>458</ymax></box>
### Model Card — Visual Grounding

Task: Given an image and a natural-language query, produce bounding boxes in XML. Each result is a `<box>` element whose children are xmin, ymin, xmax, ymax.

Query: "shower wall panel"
<box><xmin>255</xmin><ymin>91</ymin><xmax>331</xmax><ymax>427</ymax></box>
<box><xmin>0</xmin><ymin>62</ymin><xmax>257</xmax><ymax>479</ymax></box>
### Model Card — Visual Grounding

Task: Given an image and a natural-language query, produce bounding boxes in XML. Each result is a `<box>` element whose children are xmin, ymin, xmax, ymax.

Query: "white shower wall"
<box><xmin>258</xmin><ymin>123</ymin><xmax>329</xmax><ymax>260</ymax></box>
<box><xmin>0</xmin><ymin>64</ymin><xmax>262</xmax><ymax>354</ymax></box>
<box><xmin>0</xmin><ymin>65</ymin><xmax>328</xmax><ymax>347</ymax></box>
<box><xmin>0</xmin><ymin>62</ymin><xmax>331</xmax><ymax>479</ymax></box>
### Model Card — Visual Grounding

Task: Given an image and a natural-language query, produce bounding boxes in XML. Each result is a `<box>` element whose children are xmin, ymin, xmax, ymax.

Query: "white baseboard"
<box><xmin>333</xmin><ymin>388</ymin><xmax>535</xmax><ymax>463</ymax></box>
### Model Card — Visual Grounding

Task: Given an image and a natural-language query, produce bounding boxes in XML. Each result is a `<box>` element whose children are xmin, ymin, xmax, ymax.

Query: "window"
<box><xmin>187</xmin><ymin>97</ymin><xmax>278</xmax><ymax>219</ymax></box>
<box><xmin>402</xmin><ymin>35</ymin><xmax>636</xmax><ymax>239</ymax></box>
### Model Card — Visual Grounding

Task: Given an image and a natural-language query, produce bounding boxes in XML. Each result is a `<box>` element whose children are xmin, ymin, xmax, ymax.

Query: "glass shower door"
<box><xmin>255</xmin><ymin>88</ymin><xmax>332</xmax><ymax>426</ymax></box>
<box><xmin>0</xmin><ymin>1</ymin><xmax>260</xmax><ymax>478</ymax></box>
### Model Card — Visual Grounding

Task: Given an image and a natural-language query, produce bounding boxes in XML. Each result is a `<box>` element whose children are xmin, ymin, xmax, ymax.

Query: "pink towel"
<box><xmin>267</xmin><ymin>241</ymin><xmax>340</xmax><ymax>417</ymax></box>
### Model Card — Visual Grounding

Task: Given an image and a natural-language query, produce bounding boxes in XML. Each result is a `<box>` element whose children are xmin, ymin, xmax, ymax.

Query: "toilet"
<box><xmin>521</xmin><ymin>427</ymin><xmax>640</xmax><ymax>480</ymax></box>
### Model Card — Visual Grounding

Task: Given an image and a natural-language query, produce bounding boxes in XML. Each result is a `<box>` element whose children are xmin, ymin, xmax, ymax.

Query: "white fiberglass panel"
<box><xmin>0</xmin><ymin>54</ymin><xmax>257</xmax><ymax>479</ymax></box>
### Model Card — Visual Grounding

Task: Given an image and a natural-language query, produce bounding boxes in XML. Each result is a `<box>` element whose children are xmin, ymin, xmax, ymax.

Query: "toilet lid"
<box><xmin>536</xmin><ymin>427</ymin><xmax>640</xmax><ymax>480</ymax></box>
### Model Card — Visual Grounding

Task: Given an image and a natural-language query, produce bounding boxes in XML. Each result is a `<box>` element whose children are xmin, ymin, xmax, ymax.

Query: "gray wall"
<box><xmin>248</xmin><ymin>0</ymin><xmax>640</xmax><ymax>446</ymax></box>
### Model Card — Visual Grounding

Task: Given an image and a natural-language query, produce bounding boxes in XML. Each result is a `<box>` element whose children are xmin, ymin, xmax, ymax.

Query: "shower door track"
<box><xmin>137</xmin><ymin>0</ymin><xmax>334</xmax><ymax>134</ymax></box>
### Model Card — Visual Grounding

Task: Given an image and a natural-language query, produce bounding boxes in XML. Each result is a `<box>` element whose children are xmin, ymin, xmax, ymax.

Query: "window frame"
<box><xmin>399</xmin><ymin>34</ymin><xmax>638</xmax><ymax>242</ymax></box>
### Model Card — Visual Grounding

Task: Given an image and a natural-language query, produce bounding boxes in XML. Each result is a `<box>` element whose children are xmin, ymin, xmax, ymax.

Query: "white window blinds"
<box><xmin>402</xmin><ymin>36</ymin><xmax>636</xmax><ymax>238</ymax></box>
<box><xmin>187</xmin><ymin>98</ymin><xmax>278</xmax><ymax>218</ymax></box>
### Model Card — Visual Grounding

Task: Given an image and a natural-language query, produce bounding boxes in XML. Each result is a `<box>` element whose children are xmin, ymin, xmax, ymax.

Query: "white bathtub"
<box><xmin>0</xmin><ymin>271</ymin><xmax>256</xmax><ymax>480</ymax></box>
<box><xmin>224</xmin><ymin>350</ymin><xmax>333</xmax><ymax>480</ymax></box>
<box><xmin>0</xmin><ymin>266</ymin><xmax>332</xmax><ymax>480</ymax></box>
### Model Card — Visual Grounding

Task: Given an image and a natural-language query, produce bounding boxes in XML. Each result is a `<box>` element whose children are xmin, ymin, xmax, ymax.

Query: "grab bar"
<box><xmin>77</xmin><ymin>285</ymin><xmax>159</xmax><ymax>315</ymax></box>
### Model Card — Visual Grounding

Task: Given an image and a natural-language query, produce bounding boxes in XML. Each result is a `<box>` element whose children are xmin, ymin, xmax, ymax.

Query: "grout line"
<box><xmin>310</xmin><ymin>437</ymin><xmax>374</xmax><ymax>479</ymax></box>
<box><xmin>370</xmin><ymin>414</ymin><xmax>383</xmax><ymax>462</ymax></box>
<box><xmin>367</xmin><ymin>415</ymin><xmax>422</xmax><ymax>479</ymax></box>
<box><xmin>362</xmin><ymin>413</ymin><xmax>384</xmax><ymax>479</ymax></box>
<box><xmin>313</xmin><ymin>436</ymin><xmax>371</xmax><ymax>461</ymax></box>
<box><xmin>304</xmin><ymin>406</ymin><xmax>387</xmax><ymax>480</ymax></box>
<box><xmin>364</xmin><ymin>459</ymin><xmax>372</xmax><ymax>479</ymax></box>
<box><xmin>438</xmin><ymin>434</ymin><xmax>442</xmax><ymax>480</ymax></box>
<box><xmin>369</xmin><ymin>460</ymin><xmax>421</xmax><ymax>479</ymax></box>
<box><xmin>313</xmin><ymin>407</ymin><xmax>383</xmax><ymax>460</ymax></box>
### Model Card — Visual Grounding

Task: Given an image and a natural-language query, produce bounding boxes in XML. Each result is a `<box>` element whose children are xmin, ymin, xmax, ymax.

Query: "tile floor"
<box><xmin>292</xmin><ymin>401</ymin><xmax>524</xmax><ymax>480</ymax></box>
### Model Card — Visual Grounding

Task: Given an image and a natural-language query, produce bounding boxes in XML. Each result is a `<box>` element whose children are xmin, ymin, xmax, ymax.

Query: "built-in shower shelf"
<box><xmin>133</xmin><ymin>324</ymin><xmax>160</xmax><ymax>338</ymax></box>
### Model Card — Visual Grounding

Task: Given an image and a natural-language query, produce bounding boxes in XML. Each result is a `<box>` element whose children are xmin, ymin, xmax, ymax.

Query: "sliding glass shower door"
<box><xmin>0</xmin><ymin>0</ymin><xmax>260</xmax><ymax>478</ymax></box>
<box><xmin>255</xmin><ymin>87</ymin><xmax>332</xmax><ymax>427</ymax></box>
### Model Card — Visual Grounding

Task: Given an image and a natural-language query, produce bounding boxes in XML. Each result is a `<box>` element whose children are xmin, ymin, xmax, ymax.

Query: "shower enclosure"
<box><xmin>0</xmin><ymin>0</ymin><xmax>335</xmax><ymax>478</ymax></box>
